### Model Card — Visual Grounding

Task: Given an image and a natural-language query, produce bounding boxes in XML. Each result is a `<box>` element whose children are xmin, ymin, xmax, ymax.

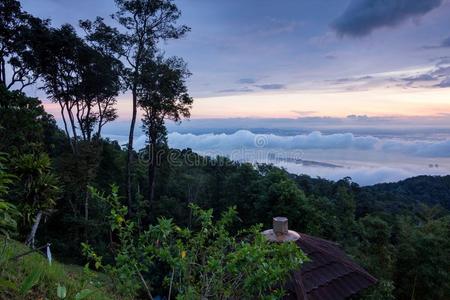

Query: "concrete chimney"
<box><xmin>262</xmin><ymin>217</ymin><xmax>300</xmax><ymax>242</ymax></box>
<box><xmin>273</xmin><ymin>217</ymin><xmax>289</xmax><ymax>236</ymax></box>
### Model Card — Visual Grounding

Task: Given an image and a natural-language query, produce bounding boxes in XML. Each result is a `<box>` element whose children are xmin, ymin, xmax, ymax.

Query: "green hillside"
<box><xmin>0</xmin><ymin>239</ymin><xmax>120</xmax><ymax>300</ymax></box>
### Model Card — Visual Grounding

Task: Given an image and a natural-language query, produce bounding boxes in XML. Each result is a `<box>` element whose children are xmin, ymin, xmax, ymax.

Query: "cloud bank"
<box><xmin>332</xmin><ymin>0</ymin><xmax>443</xmax><ymax>37</ymax></box>
<box><xmin>159</xmin><ymin>130</ymin><xmax>450</xmax><ymax>158</ymax></box>
<box><xmin>167</xmin><ymin>130</ymin><xmax>378</xmax><ymax>151</ymax></box>
<box><xmin>116</xmin><ymin>130</ymin><xmax>450</xmax><ymax>186</ymax></box>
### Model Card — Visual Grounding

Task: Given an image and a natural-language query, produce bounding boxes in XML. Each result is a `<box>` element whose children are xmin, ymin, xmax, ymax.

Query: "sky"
<box><xmin>21</xmin><ymin>0</ymin><xmax>450</xmax><ymax>119</ymax></box>
<box><xmin>19</xmin><ymin>0</ymin><xmax>450</xmax><ymax>185</ymax></box>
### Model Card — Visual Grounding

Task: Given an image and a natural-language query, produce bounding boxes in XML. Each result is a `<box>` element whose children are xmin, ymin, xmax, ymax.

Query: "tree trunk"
<box><xmin>58</xmin><ymin>101</ymin><xmax>75</xmax><ymax>154</ymax></box>
<box><xmin>126</xmin><ymin>86</ymin><xmax>138</xmax><ymax>216</ymax></box>
<box><xmin>25</xmin><ymin>210</ymin><xmax>43</xmax><ymax>249</ymax></box>
<box><xmin>66</xmin><ymin>101</ymin><xmax>79</xmax><ymax>154</ymax></box>
<box><xmin>0</xmin><ymin>58</ymin><xmax>5</xmax><ymax>87</ymax></box>
<box><xmin>148</xmin><ymin>129</ymin><xmax>157</xmax><ymax>206</ymax></box>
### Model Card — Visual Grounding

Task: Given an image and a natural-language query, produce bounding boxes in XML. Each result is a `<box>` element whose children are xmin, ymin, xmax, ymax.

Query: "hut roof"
<box><xmin>284</xmin><ymin>233</ymin><xmax>377</xmax><ymax>300</ymax></box>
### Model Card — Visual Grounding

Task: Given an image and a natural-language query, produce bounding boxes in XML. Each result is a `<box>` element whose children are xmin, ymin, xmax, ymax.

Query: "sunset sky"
<box><xmin>17</xmin><ymin>0</ymin><xmax>450</xmax><ymax>184</ymax></box>
<box><xmin>22</xmin><ymin>0</ymin><xmax>450</xmax><ymax>120</ymax></box>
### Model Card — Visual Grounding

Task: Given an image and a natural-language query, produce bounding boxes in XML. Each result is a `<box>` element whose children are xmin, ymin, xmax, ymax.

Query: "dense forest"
<box><xmin>1</xmin><ymin>0</ymin><xmax>449</xmax><ymax>299</ymax></box>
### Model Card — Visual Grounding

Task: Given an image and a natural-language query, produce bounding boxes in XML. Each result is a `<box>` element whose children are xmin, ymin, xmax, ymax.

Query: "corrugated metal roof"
<box><xmin>283</xmin><ymin>233</ymin><xmax>377</xmax><ymax>300</ymax></box>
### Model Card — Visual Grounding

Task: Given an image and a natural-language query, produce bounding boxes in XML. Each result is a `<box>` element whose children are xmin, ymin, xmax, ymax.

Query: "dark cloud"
<box><xmin>402</xmin><ymin>73</ymin><xmax>436</xmax><ymax>85</ymax></box>
<box><xmin>325</xmin><ymin>55</ymin><xmax>337</xmax><ymax>60</ymax></box>
<box><xmin>431</xmin><ymin>66</ymin><xmax>450</xmax><ymax>77</ymax></box>
<box><xmin>423</xmin><ymin>36</ymin><xmax>450</xmax><ymax>49</ymax></box>
<box><xmin>441</xmin><ymin>36</ymin><xmax>450</xmax><ymax>47</ymax></box>
<box><xmin>404</xmin><ymin>74</ymin><xmax>435</xmax><ymax>81</ymax></box>
<box><xmin>256</xmin><ymin>84</ymin><xmax>285</xmax><ymax>90</ymax></box>
<box><xmin>400</xmin><ymin>65</ymin><xmax>450</xmax><ymax>88</ymax></box>
<box><xmin>332</xmin><ymin>75</ymin><xmax>373</xmax><ymax>84</ymax></box>
<box><xmin>435</xmin><ymin>56</ymin><xmax>450</xmax><ymax>66</ymax></box>
<box><xmin>291</xmin><ymin>110</ymin><xmax>317</xmax><ymax>116</ymax></box>
<box><xmin>332</xmin><ymin>0</ymin><xmax>443</xmax><ymax>37</ymax></box>
<box><xmin>237</xmin><ymin>78</ymin><xmax>256</xmax><ymax>84</ymax></box>
<box><xmin>347</xmin><ymin>115</ymin><xmax>370</xmax><ymax>121</ymax></box>
<box><xmin>435</xmin><ymin>77</ymin><xmax>450</xmax><ymax>88</ymax></box>
<box><xmin>217</xmin><ymin>87</ymin><xmax>254</xmax><ymax>93</ymax></box>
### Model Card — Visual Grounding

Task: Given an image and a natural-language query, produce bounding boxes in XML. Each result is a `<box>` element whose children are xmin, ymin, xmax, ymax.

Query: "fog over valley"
<box><xmin>104</xmin><ymin>122</ymin><xmax>450</xmax><ymax>185</ymax></box>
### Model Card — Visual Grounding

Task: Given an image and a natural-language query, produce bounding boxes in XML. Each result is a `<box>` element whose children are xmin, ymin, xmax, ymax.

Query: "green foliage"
<box><xmin>0</xmin><ymin>238</ymin><xmax>117</xmax><ymax>299</ymax></box>
<box><xmin>147</xmin><ymin>151</ymin><xmax>450</xmax><ymax>299</ymax></box>
<box><xmin>0</xmin><ymin>85</ymin><xmax>63</xmax><ymax>156</ymax></box>
<box><xmin>12</xmin><ymin>153</ymin><xmax>60</xmax><ymax>230</ymax></box>
<box><xmin>19</xmin><ymin>268</ymin><xmax>42</xmax><ymax>295</ymax></box>
<box><xmin>85</xmin><ymin>185</ymin><xmax>306</xmax><ymax>299</ymax></box>
<box><xmin>0</xmin><ymin>154</ymin><xmax>19</xmax><ymax>238</ymax></box>
<box><xmin>157</xmin><ymin>204</ymin><xmax>306</xmax><ymax>300</ymax></box>
<box><xmin>394</xmin><ymin>215</ymin><xmax>450</xmax><ymax>299</ymax></box>
<box><xmin>0</xmin><ymin>201</ymin><xmax>18</xmax><ymax>238</ymax></box>
<box><xmin>359</xmin><ymin>175</ymin><xmax>450</xmax><ymax>212</ymax></box>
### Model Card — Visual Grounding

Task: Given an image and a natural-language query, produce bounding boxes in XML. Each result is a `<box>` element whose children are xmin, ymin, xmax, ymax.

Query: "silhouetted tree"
<box><xmin>138</xmin><ymin>56</ymin><xmax>192</xmax><ymax>207</ymax></box>
<box><xmin>0</xmin><ymin>0</ymin><xmax>49</xmax><ymax>91</ymax></box>
<box><xmin>37</xmin><ymin>25</ymin><xmax>122</xmax><ymax>151</ymax></box>
<box><xmin>111</xmin><ymin>0</ymin><xmax>190</xmax><ymax>210</ymax></box>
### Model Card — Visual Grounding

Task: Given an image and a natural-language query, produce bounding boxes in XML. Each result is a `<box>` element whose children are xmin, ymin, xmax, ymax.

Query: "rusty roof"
<box><xmin>283</xmin><ymin>233</ymin><xmax>377</xmax><ymax>300</ymax></box>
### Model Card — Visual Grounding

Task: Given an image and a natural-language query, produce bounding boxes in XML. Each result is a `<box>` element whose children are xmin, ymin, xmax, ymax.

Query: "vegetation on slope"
<box><xmin>0</xmin><ymin>238</ymin><xmax>118</xmax><ymax>300</ymax></box>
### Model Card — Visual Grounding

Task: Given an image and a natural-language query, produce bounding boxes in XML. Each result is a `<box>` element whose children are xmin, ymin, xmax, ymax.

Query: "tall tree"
<box><xmin>138</xmin><ymin>56</ymin><xmax>192</xmax><ymax>206</ymax></box>
<box><xmin>74</xmin><ymin>44</ymin><xmax>122</xmax><ymax>141</ymax></box>
<box><xmin>37</xmin><ymin>25</ymin><xmax>122</xmax><ymax>152</ymax></box>
<box><xmin>34</xmin><ymin>24</ymin><xmax>123</xmax><ymax>241</ymax></box>
<box><xmin>80</xmin><ymin>18</ymin><xmax>125</xmax><ymax>140</ymax></box>
<box><xmin>111</xmin><ymin>0</ymin><xmax>190</xmax><ymax>210</ymax></box>
<box><xmin>36</xmin><ymin>25</ymin><xmax>84</xmax><ymax>153</ymax></box>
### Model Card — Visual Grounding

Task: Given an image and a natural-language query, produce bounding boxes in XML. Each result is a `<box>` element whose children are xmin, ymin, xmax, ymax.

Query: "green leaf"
<box><xmin>75</xmin><ymin>289</ymin><xmax>95</xmax><ymax>300</ymax></box>
<box><xmin>19</xmin><ymin>269</ymin><xmax>41</xmax><ymax>295</ymax></box>
<box><xmin>0</xmin><ymin>278</ymin><xmax>17</xmax><ymax>291</ymax></box>
<box><xmin>57</xmin><ymin>284</ymin><xmax>67</xmax><ymax>299</ymax></box>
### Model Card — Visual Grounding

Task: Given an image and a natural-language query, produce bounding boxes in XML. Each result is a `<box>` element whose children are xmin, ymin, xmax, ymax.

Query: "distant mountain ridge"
<box><xmin>293</xmin><ymin>174</ymin><xmax>450</xmax><ymax>212</ymax></box>
<box><xmin>363</xmin><ymin>175</ymin><xmax>450</xmax><ymax>210</ymax></box>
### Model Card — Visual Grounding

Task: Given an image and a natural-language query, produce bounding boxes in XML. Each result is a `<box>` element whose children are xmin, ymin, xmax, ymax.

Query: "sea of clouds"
<box><xmin>153</xmin><ymin>130</ymin><xmax>450</xmax><ymax>158</ymax></box>
<box><xmin>110</xmin><ymin>130</ymin><xmax>450</xmax><ymax>186</ymax></box>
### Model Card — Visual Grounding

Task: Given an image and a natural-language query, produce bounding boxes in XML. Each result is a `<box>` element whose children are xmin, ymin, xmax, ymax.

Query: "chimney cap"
<box><xmin>273</xmin><ymin>217</ymin><xmax>288</xmax><ymax>235</ymax></box>
<box><xmin>262</xmin><ymin>217</ymin><xmax>300</xmax><ymax>242</ymax></box>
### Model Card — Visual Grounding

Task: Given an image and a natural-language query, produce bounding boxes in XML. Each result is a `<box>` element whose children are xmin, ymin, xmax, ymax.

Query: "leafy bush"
<box><xmin>84</xmin><ymin>185</ymin><xmax>307</xmax><ymax>299</ymax></box>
